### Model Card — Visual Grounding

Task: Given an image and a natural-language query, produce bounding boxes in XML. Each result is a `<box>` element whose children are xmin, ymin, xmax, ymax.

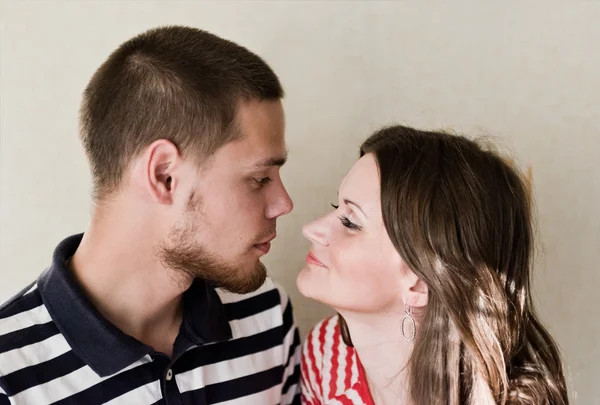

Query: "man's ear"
<box><xmin>143</xmin><ymin>139</ymin><xmax>181</xmax><ymax>205</ymax></box>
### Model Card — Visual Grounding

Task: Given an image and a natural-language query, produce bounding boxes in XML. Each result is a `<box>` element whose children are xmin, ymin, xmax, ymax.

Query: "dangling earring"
<box><xmin>401</xmin><ymin>303</ymin><xmax>416</xmax><ymax>342</ymax></box>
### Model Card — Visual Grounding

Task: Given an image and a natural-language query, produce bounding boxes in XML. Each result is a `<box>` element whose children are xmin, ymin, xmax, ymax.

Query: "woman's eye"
<box><xmin>339</xmin><ymin>215</ymin><xmax>362</xmax><ymax>231</ymax></box>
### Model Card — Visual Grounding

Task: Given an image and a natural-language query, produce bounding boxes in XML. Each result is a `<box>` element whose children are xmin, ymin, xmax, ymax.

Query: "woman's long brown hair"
<box><xmin>339</xmin><ymin>125</ymin><xmax>568</xmax><ymax>404</ymax></box>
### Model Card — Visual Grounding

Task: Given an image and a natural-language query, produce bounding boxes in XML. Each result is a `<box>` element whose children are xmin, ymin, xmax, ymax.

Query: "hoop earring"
<box><xmin>401</xmin><ymin>304</ymin><xmax>416</xmax><ymax>342</ymax></box>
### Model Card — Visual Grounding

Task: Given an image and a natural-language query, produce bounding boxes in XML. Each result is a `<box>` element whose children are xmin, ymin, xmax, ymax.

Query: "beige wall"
<box><xmin>1</xmin><ymin>1</ymin><xmax>598</xmax><ymax>402</ymax></box>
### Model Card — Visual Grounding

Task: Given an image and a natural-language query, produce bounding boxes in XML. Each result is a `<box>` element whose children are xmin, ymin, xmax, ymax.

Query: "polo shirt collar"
<box><xmin>37</xmin><ymin>233</ymin><xmax>232</xmax><ymax>377</ymax></box>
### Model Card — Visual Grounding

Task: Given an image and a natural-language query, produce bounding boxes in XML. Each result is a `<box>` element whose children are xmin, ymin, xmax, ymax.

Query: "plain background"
<box><xmin>1</xmin><ymin>1</ymin><xmax>598</xmax><ymax>403</ymax></box>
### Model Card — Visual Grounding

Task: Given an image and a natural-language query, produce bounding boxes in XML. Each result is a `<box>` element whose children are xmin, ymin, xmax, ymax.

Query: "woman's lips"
<box><xmin>306</xmin><ymin>251</ymin><xmax>327</xmax><ymax>268</ymax></box>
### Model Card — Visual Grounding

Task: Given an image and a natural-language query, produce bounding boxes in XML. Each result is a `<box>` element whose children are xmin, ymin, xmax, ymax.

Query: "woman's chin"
<box><xmin>296</xmin><ymin>265</ymin><xmax>326</xmax><ymax>301</ymax></box>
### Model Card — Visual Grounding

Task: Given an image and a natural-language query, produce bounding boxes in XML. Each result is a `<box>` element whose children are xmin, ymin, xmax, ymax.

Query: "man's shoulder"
<box><xmin>0</xmin><ymin>281</ymin><xmax>42</xmax><ymax>323</ymax></box>
<box><xmin>0</xmin><ymin>282</ymin><xmax>60</xmax><ymax>376</ymax></box>
<box><xmin>0</xmin><ymin>282</ymin><xmax>51</xmax><ymax>343</ymax></box>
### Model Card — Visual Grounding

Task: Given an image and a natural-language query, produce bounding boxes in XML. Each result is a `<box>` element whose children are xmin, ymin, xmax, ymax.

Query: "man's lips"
<box><xmin>254</xmin><ymin>234</ymin><xmax>276</xmax><ymax>254</ymax></box>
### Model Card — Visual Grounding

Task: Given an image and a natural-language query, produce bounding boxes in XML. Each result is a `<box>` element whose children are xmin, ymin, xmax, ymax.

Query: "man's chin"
<box><xmin>208</xmin><ymin>261</ymin><xmax>267</xmax><ymax>295</ymax></box>
<box><xmin>159</xmin><ymin>242</ymin><xmax>268</xmax><ymax>295</ymax></box>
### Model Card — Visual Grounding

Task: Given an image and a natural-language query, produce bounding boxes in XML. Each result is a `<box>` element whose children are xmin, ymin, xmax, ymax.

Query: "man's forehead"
<box><xmin>213</xmin><ymin>137</ymin><xmax>287</xmax><ymax>170</ymax></box>
<box><xmin>213</xmin><ymin>99</ymin><xmax>286</xmax><ymax>168</ymax></box>
<box><xmin>228</xmin><ymin>129</ymin><xmax>287</xmax><ymax>167</ymax></box>
<box><xmin>235</xmin><ymin>99</ymin><xmax>284</xmax><ymax>135</ymax></box>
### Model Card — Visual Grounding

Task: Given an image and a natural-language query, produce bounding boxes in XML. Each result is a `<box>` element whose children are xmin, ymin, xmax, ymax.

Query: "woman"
<box><xmin>297</xmin><ymin>125</ymin><xmax>569</xmax><ymax>405</ymax></box>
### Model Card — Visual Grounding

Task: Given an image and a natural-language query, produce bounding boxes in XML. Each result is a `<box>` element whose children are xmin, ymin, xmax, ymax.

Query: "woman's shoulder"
<box><xmin>304</xmin><ymin>315</ymin><xmax>341</xmax><ymax>346</ymax></box>
<box><xmin>302</xmin><ymin>314</ymin><xmax>352</xmax><ymax>366</ymax></box>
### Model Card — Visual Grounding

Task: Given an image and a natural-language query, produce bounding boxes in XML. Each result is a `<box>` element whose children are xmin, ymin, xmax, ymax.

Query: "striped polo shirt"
<box><xmin>0</xmin><ymin>234</ymin><xmax>301</xmax><ymax>405</ymax></box>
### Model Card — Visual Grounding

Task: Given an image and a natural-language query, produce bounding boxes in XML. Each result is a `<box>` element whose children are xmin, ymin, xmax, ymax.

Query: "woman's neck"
<box><xmin>340</xmin><ymin>311</ymin><xmax>414</xmax><ymax>405</ymax></box>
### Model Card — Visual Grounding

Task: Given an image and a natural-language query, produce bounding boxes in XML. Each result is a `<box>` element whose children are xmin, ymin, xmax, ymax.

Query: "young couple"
<box><xmin>0</xmin><ymin>26</ymin><xmax>569</xmax><ymax>405</ymax></box>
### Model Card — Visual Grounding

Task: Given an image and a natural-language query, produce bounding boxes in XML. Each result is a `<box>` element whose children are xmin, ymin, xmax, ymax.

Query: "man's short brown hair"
<box><xmin>79</xmin><ymin>25</ymin><xmax>284</xmax><ymax>200</ymax></box>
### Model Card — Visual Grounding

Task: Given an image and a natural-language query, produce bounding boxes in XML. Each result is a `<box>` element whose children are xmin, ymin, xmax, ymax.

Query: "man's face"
<box><xmin>158</xmin><ymin>99</ymin><xmax>293</xmax><ymax>294</ymax></box>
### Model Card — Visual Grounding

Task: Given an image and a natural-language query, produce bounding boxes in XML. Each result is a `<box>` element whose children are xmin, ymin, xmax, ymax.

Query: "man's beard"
<box><xmin>158</xmin><ymin>239</ymin><xmax>267</xmax><ymax>294</ymax></box>
<box><xmin>156</xmin><ymin>193</ymin><xmax>267</xmax><ymax>294</ymax></box>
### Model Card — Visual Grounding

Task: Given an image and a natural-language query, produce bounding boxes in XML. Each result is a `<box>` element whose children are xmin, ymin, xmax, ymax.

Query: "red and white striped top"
<box><xmin>301</xmin><ymin>316</ymin><xmax>375</xmax><ymax>405</ymax></box>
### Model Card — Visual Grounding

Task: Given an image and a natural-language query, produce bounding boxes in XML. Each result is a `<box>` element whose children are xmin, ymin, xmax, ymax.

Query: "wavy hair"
<box><xmin>339</xmin><ymin>125</ymin><xmax>568</xmax><ymax>404</ymax></box>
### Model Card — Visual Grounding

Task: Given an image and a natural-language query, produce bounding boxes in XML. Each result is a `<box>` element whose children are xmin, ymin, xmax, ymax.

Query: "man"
<box><xmin>0</xmin><ymin>25</ymin><xmax>300</xmax><ymax>404</ymax></box>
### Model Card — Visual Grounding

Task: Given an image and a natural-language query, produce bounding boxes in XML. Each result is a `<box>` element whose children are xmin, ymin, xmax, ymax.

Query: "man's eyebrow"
<box><xmin>253</xmin><ymin>152</ymin><xmax>288</xmax><ymax>168</ymax></box>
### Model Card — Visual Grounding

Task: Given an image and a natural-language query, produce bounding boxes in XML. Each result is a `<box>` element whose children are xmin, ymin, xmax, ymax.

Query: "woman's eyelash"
<box><xmin>339</xmin><ymin>215</ymin><xmax>362</xmax><ymax>231</ymax></box>
<box><xmin>331</xmin><ymin>203</ymin><xmax>361</xmax><ymax>230</ymax></box>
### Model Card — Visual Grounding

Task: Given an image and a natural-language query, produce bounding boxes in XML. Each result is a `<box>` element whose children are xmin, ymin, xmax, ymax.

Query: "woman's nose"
<box><xmin>302</xmin><ymin>216</ymin><xmax>329</xmax><ymax>246</ymax></box>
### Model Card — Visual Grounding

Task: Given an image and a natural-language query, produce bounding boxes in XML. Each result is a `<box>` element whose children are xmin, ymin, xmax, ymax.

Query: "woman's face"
<box><xmin>297</xmin><ymin>153</ymin><xmax>410</xmax><ymax>313</ymax></box>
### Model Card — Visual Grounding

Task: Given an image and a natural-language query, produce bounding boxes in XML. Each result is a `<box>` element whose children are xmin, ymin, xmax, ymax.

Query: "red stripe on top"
<box><xmin>309</xmin><ymin>318</ymin><xmax>328</xmax><ymax>400</ymax></box>
<box><xmin>301</xmin><ymin>349</ymin><xmax>316</xmax><ymax>404</ymax></box>
<box><xmin>317</xmin><ymin>318</ymin><xmax>328</xmax><ymax>398</ymax></box>
<box><xmin>344</xmin><ymin>344</ymin><xmax>353</xmax><ymax>390</ymax></box>
<box><xmin>307</xmin><ymin>333</ymin><xmax>321</xmax><ymax>402</ymax></box>
<box><xmin>329</xmin><ymin>320</ymin><xmax>341</xmax><ymax>397</ymax></box>
<box><xmin>337</xmin><ymin>396</ymin><xmax>355</xmax><ymax>405</ymax></box>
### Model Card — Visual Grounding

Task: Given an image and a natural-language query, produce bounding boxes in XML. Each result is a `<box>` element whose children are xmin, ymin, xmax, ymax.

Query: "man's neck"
<box><xmin>69</xmin><ymin>207</ymin><xmax>190</xmax><ymax>357</ymax></box>
<box><xmin>340</xmin><ymin>310</ymin><xmax>414</xmax><ymax>405</ymax></box>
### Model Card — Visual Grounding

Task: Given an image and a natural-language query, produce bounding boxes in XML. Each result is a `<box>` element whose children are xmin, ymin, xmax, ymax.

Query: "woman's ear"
<box><xmin>406</xmin><ymin>278</ymin><xmax>428</xmax><ymax>308</ymax></box>
<box><xmin>400</xmin><ymin>261</ymin><xmax>429</xmax><ymax>308</ymax></box>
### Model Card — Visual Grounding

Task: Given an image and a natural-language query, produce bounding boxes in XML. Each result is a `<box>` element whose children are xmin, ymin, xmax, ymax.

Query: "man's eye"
<box><xmin>255</xmin><ymin>177</ymin><xmax>272</xmax><ymax>186</ymax></box>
